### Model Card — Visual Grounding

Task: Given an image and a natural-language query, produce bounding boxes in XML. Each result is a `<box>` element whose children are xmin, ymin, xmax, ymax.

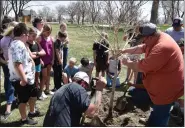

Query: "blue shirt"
<box><xmin>165</xmin><ymin>27</ymin><xmax>184</xmax><ymax>42</ymax></box>
<box><xmin>64</xmin><ymin>65</ymin><xmax>79</xmax><ymax>78</ymax></box>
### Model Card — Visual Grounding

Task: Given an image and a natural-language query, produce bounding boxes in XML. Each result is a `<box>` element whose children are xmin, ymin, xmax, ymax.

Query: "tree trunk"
<box><xmin>150</xmin><ymin>0</ymin><xmax>159</xmax><ymax>24</ymax></box>
<box><xmin>15</xmin><ymin>14</ymin><xmax>19</xmax><ymax>22</ymax></box>
<box><xmin>108</xmin><ymin>58</ymin><xmax>118</xmax><ymax>117</ymax></box>
<box><xmin>0</xmin><ymin>1</ymin><xmax>3</xmax><ymax>27</ymax></box>
<box><xmin>82</xmin><ymin>13</ymin><xmax>85</xmax><ymax>25</ymax></box>
<box><xmin>171</xmin><ymin>0</ymin><xmax>175</xmax><ymax>21</ymax></box>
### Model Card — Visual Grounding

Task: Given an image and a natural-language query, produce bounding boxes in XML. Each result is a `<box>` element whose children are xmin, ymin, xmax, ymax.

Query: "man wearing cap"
<box><xmin>165</xmin><ymin>17</ymin><xmax>184</xmax><ymax>42</ymax></box>
<box><xmin>121</xmin><ymin>23</ymin><xmax>184</xmax><ymax>126</ymax></box>
<box><xmin>43</xmin><ymin>71</ymin><xmax>106</xmax><ymax>127</ymax></box>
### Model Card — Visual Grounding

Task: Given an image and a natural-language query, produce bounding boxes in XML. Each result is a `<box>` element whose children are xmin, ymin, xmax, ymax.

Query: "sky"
<box><xmin>8</xmin><ymin>1</ymin><xmax>165</xmax><ymax>21</ymax></box>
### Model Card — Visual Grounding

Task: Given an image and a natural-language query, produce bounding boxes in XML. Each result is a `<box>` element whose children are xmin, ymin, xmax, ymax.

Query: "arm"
<box><xmin>85</xmin><ymin>77</ymin><xmax>106</xmax><ymax>117</ymax></box>
<box><xmin>25</xmin><ymin>44</ymin><xmax>38</xmax><ymax>59</ymax></box>
<box><xmin>0</xmin><ymin>58</ymin><xmax>7</xmax><ymax>65</ymax></box>
<box><xmin>37</xmin><ymin>43</ymin><xmax>46</xmax><ymax>56</ymax></box>
<box><xmin>52</xmin><ymin>38</ymin><xmax>55</xmax><ymax>65</ymax></box>
<box><xmin>93</xmin><ymin>51</ymin><xmax>96</xmax><ymax>66</ymax></box>
<box><xmin>14</xmin><ymin>62</ymin><xmax>27</xmax><ymax>85</ymax></box>
<box><xmin>56</xmin><ymin>49</ymin><xmax>62</xmax><ymax>64</ymax></box>
<box><xmin>122</xmin><ymin>59</ymin><xmax>143</xmax><ymax>72</ymax></box>
<box><xmin>122</xmin><ymin>44</ymin><xmax>145</xmax><ymax>54</ymax></box>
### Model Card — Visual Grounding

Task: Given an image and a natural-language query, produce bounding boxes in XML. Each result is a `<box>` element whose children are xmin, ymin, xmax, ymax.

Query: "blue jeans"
<box><xmin>2</xmin><ymin>64</ymin><xmax>15</xmax><ymax>104</ymax></box>
<box><xmin>128</xmin><ymin>87</ymin><xmax>151</xmax><ymax>105</ymax></box>
<box><xmin>147</xmin><ymin>103</ymin><xmax>173</xmax><ymax>127</ymax></box>
<box><xmin>63</xmin><ymin>47</ymin><xmax>68</xmax><ymax>69</ymax></box>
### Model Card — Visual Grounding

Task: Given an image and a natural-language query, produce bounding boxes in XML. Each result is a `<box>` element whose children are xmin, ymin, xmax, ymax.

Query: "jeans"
<box><xmin>147</xmin><ymin>103</ymin><xmax>173</xmax><ymax>127</ymax></box>
<box><xmin>128</xmin><ymin>87</ymin><xmax>151</xmax><ymax>105</ymax></box>
<box><xmin>2</xmin><ymin>64</ymin><xmax>15</xmax><ymax>104</ymax></box>
<box><xmin>53</xmin><ymin>64</ymin><xmax>63</xmax><ymax>90</ymax></box>
<box><xmin>63</xmin><ymin>47</ymin><xmax>68</xmax><ymax>69</ymax></box>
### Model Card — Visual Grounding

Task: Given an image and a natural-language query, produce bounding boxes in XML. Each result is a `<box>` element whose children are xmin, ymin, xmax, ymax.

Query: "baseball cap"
<box><xmin>172</xmin><ymin>17</ymin><xmax>183</xmax><ymax>27</ymax></box>
<box><xmin>139</xmin><ymin>23</ymin><xmax>157</xmax><ymax>36</ymax></box>
<box><xmin>73</xmin><ymin>71</ymin><xmax>89</xmax><ymax>84</ymax></box>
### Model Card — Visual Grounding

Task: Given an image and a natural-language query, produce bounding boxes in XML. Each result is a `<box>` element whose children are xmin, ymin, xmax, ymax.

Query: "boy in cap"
<box><xmin>121</xmin><ymin>22</ymin><xmax>184</xmax><ymax>126</ymax></box>
<box><xmin>32</xmin><ymin>17</ymin><xmax>44</xmax><ymax>37</ymax></box>
<box><xmin>165</xmin><ymin>17</ymin><xmax>184</xmax><ymax>42</ymax></box>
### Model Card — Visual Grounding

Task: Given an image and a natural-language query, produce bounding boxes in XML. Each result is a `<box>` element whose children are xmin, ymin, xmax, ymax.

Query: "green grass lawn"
<box><xmin>0</xmin><ymin>23</ymin><xmax>170</xmax><ymax>126</ymax></box>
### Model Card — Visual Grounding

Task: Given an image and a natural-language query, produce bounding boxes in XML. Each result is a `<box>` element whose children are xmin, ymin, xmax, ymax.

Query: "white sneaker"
<box><xmin>45</xmin><ymin>90</ymin><xmax>54</xmax><ymax>95</ymax></box>
<box><xmin>42</xmin><ymin>92</ymin><xmax>48</xmax><ymax>98</ymax></box>
<box><xmin>49</xmin><ymin>91</ymin><xmax>54</xmax><ymax>95</ymax></box>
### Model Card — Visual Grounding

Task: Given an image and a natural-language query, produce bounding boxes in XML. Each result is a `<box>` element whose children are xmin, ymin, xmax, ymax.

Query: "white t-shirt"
<box><xmin>78</xmin><ymin>61</ymin><xmax>94</xmax><ymax>77</ymax></box>
<box><xmin>8</xmin><ymin>40</ymin><xmax>35</xmax><ymax>85</ymax></box>
<box><xmin>33</xmin><ymin>27</ymin><xmax>42</xmax><ymax>38</ymax></box>
<box><xmin>108</xmin><ymin>59</ymin><xmax>121</xmax><ymax>74</ymax></box>
<box><xmin>165</xmin><ymin>27</ymin><xmax>184</xmax><ymax>42</ymax></box>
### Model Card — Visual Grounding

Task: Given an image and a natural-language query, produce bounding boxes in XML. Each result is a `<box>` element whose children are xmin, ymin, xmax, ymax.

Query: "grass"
<box><xmin>0</xmin><ymin>23</ymin><xmax>169</xmax><ymax>126</ymax></box>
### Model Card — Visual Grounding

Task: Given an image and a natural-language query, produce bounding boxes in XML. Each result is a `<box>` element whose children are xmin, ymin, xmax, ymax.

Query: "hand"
<box><xmin>32</xmin><ymin>52</ymin><xmax>37</xmax><ymax>55</ymax></box>
<box><xmin>122</xmin><ymin>58</ymin><xmax>128</xmax><ymax>66</ymax></box>
<box><xmin>20</xmin><ymin>80</ymin><xmax>27</xmax><ymax>86</ymax></box>
<box><xmin>41</xmin><ymin>60</ymin><xmax>44</xmax><ymax>66</ymax></box>
<box><xmin>95</xmin><ymin>77</ymin><xmax>107</xmax><ymax>91</ymax></box>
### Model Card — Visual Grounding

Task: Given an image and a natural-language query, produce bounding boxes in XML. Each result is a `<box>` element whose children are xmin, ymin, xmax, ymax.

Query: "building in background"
<box><xmin>19</xmin><ymin>9</ymin><xmax>37</xmax><ymax>23</ymax></box>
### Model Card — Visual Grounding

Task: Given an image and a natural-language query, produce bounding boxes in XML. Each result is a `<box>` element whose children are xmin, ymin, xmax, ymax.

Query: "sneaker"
<box><xmin>21</xmin><ymin>117</ymin><xmax>38</xmax><ymax>125</ymax></box>
<box><xmin>0</xmin><ymin>111</ymin><xmax>11</xmax><ymax>120</ymax></box>
<box><xmin>45</xmin><ymin>90</ymin><xmax>54</xmax><ymax>95</ymax></box>
<box><xmin>51</xmin><ymin>88</ymin><xmax>57</xmax><ymax>92</ymax></box>
<box><xmin>42</xmin><ymin>92</ymin><xmax>48</xmax><ymax>98</ymax></box>
<box><xmin>28</xmin><ymin>110</ymin><xmax>43</xmax><ymax>118</ymax></box>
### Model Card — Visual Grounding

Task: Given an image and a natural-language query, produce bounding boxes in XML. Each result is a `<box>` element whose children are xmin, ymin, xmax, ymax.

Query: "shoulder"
<box><xmin>165</xmin><ymin>27</ymin><xmax>173</xmax><ymax>33</ymax></box>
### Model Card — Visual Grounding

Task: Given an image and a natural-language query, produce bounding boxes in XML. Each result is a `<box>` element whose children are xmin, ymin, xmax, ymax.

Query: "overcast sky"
<box><xmin>9</xmin><ymin>1</ymin><xmax>165</xmax><ymax>21</ymax></box>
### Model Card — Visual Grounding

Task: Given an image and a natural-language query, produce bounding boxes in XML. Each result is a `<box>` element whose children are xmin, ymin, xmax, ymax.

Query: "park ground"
<box><xmin>0</xmin><ymin>23</ymin><xmax>171</xmax><ymax>126</ymax></box>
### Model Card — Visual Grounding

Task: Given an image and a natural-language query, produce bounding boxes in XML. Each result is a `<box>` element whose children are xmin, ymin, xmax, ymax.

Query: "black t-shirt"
<box><xmin>43</xmin><ymin>82</ymin><xmax>90</xmax><ymax>127</ymax></box>
<box><xmin>93</xmin><ymin>39</ymin><xmax>109</xmax><ymax>61</ymax></box>
<box><xmin>27</xmin><ymin>42</ymin><xmax>40</xmax><ymax>65</ymax></box>
<box><xmin>54</xmin><ymin>39</ymin><xmax>64</xmax><ymax>65</ymax></box>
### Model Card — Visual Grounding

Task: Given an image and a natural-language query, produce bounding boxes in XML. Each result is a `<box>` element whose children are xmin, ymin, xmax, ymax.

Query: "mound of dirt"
<box><xmin>83</xmin><ymin>89</ymin><xmax>183</xmax><ymax>127</ymax></box>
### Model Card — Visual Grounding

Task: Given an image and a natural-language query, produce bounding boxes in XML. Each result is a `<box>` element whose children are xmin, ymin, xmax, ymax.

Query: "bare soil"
<box><xmin>83</xmin><ymin>88</ymin><xmax>183</xmax><ymax>127</ymax></box>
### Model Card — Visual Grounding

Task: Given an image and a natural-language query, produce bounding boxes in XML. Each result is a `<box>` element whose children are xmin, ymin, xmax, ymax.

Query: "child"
<box><xmin>38</xmin><ymin>24</ymin><xmax>54</xmax><ymax>100</ymax></box>
<box><xmin>106</xmin><ymin>56</ymin><xmax>121</xmax><ymax>88</ymax></box>
<box><xmin>93</xmin><ymin>32</ymin><xmax>109</xmax><ymax>77</ymax></box>
<box><xmin>78</xmin><ymin>57</ymin><xmax>94</xmax><ymax>81</ymax></box>
<box><xmin>59</xmin><ymin>22</ymin><xmax>69</xmax><ymax>69</ymax></box>
<box><xmin>32</xmin><ymin>17</ymin><xmax>44</xmax><ymax>37</ymax></box>
<box><xmin>123</xmin><ymin>34</ymin><xmax>143</xmax><ymax>84</ymax></box>
<box><xmin>63</xmin><ymin>57</ymin><xmax>79</xmax><ymax>84</ymax></box>
<box><xmin>26</xmin><ymin>28</ymin><xmax>46</xmax><ymax>89</ymax></box>
<box><xmin>52</xmin><ymin>31</ymin><xmax>67</xmax><ymax>92</ymax></box>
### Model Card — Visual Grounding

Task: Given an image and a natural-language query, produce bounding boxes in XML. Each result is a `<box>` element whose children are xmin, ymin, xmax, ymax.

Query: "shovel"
<box><xmin>116</xmin><ymin>81</ymin><xmax>130</xmax><ymax>111</ymax></box>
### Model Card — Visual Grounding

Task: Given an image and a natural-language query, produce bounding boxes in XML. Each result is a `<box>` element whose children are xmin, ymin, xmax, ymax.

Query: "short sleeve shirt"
<box><xmin>8</xmin><ymin>40</ymin><xmax>35</xmax><ymax>85</ymax></box>
<box><xmin>78</xmin><ymin>61</ymin><xmax>94</xmax><ymax>77</ymax></box>
<box><xmin>108</xmin><ymin>59</ymin><xmax>121</xmax><ymax>74</ymax></box>
<box><xmin>165</xmin><ymin>27</ymin><xmax>184</xmax><ymax>42</ymax></box>
<box><xmin>43</xmin><ymin>82</ymin><xmax>90</xmax><ymax>127</ymax></box>
<box><xmin>93</xmin><ymin>40</ymin><xmax>109</xmax><ymax>59</ymax></box>
<box><xmin>64</xmin><ymin>65</ymin><xmax>79</xmax><ymax>78</ymax></box>
<box><xmin>54</xmin><ymin>39</ymin><xmax>64</xmax><ymax>65</ymax></box>
<box><xmin>138</xmin><ymin>32</ymin><xmax>184</xmax><ymax>105</ymax></box>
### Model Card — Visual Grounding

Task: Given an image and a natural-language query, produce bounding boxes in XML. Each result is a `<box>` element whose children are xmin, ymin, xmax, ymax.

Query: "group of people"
<box><xmin>0</xmin><ymin>15</ymin><xmax>184</xmax><ymax>127</ymax></box>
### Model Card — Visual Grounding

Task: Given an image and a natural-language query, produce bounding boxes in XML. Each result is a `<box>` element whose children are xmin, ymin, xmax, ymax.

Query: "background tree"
<box><xmin>79</xmin><ymin>1</ymin><xmax>89</xmax><ymax>25</ymax></box>
<box><xmin>88</xmin><ymin>0</ymin><xmax>102</xmax><ymax>24</ymax></box>
<box><xmin>8</xmin><ymin>0</ymin><xmax>31</xmax><ymax>21</ymax></box>
<box><xmin>0</xmin><ymin>1</ymin><xmax>3</xmax><ymax>27</ymax></box>
<box><xmin>66</xmin><ymin>2</ymin><xmax>77</xmax><ymax>24</ymax></box>
<box><xmin>2</xmin><ymin>1</ymin><xmax>12</xmax><ymax>16</ymax></box>
<box><xmin>150</xmin><ymin>0</ymin><xmax>160</xmax><ymax>24</ymax></box>
<box><xmin>56</xmin><ymin>5</ymin><xmax>66</xmax><ymax>24</ymax></box>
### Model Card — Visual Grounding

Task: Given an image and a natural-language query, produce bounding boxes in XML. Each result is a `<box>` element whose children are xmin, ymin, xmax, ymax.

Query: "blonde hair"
<box><xmin>69</xmin><ymin>57</ymin><xmax>77</xmax><ymax>64</ymax></box>
<box><xmin>3</xmin><ymin>21</ymin><xmax>18</xmax><ymax>36</ymax></box>
<box><xmin>60</xmin><ymin>22</ymin><xmax>67</xmax><ymax>30</ymax></box>
<box><xmin>101</xmin><ymin>32</ymin><xmax>108</xmax><ymax>39</ymax></box>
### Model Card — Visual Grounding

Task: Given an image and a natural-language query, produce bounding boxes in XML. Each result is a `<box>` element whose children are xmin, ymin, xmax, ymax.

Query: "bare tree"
<box><xmin>76</xmin><ymin>2</ymin><xmax>81</xmax><ymax>25</ymax></box>
<box><xmin>66</xmin><ymin>2</ymin><xmax>77</xmax><ymax>24</ymax></box>
<box><xmin>79</xmin><ymin>1</ymin><xmax>89</xmax><ymax>25</ymax></box>
<box><xmin>103</xmin><ymin>1</ymin><xmax>116</xmax><ymax>25</ymax></box>
<box><xmin>88</xmin><ymin>1</ymin><xmax>101</xmax><ymax>24</ymax></box>
<box><xmin>56</xmin><ymin>5</ymin><xmax>66</xmax><ymax>24</ymax></box>
<box><xmin>2</xmin><ymin>1</ymin><xmax>12</xmax><ymax>16</ymax></box>
<box><xmin>7</xmin><ymin>0</ymin><xmax>31</xmax><ymax>21</ymax></box>
<box><xmin>38</xmin><ymin>6</ymin><xmax>55</xmax><ymax>22</ymax></box>
<box><xmin>150</xmin><ymin>0</ymin><xmax>160</xmax><ymax>24</ymax></box>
